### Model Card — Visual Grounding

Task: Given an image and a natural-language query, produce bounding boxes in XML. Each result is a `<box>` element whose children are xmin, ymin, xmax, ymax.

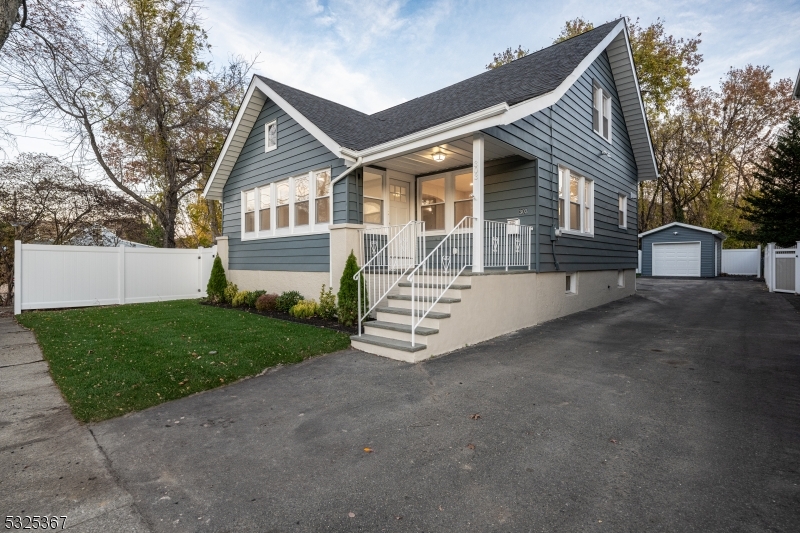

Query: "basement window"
<box><xmin>566</xmin><ymin>273</ymin><xmax>577</xmax><ymax>294</ymax></box>
<box><xmin>618</xmin><ymin>270</ymin><xmax>625</xmax><ymax>288</ymax></box>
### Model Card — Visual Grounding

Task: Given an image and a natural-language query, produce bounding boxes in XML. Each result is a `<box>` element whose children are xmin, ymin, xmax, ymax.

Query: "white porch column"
<box><xmin>472</xmin><ymin>134</ymin><xmax>485</xmax><ymax>272</ymax></box>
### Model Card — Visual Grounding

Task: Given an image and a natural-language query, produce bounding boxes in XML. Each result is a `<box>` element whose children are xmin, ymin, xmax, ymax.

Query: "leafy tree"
<box><xmin>553</xmin><ymin>17</ymin><xmax>594</xmax><ymax>43</ymax></box>
<box><xmin>337</xmin><ymin>251</ymin><xmax>367</xmax><ymax>327</ymax></box>
<box><xmin>741</xmin><ymin>115</ymin><xmax>800</xmax><ymax>246</ymax></box>
<box><xmin>485</xmin><ymin>45</ymin><xmax>529</xmax><ymax>70</ymax></box>
<box><xmin>0</xmin><ymin>0</ymin><xmax>249</xmax><ymax>248</ymax></box>
<box><xmin>206</xmin><ymin>255</ymin><xmax>227</xmax><ymax>303</ymax></box>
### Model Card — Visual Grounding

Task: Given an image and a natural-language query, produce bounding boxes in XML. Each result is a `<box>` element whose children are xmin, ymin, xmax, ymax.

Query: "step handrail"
<box><xmin>406</xmin><ymin>216</ymin><xmax>475</xmax><ymax>346</ymax></box>
<box><xmin>354</xmin><ymin>220</ymin><xmax>425</xmax><ymax>336</ymax></box>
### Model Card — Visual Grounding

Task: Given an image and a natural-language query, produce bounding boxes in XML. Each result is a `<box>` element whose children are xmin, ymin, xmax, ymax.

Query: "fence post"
<box><xmin>118</xmin><ymin>246</ymin><xmax>126</xmax><ymax>305</ymax></box>
<box><xmin>756</xmin><ymin>244</ymin><xmax>762</xmax><ymax>279</ymax></box>
<box><xmin>766</xmin><ymin>243</ymin><xmax>775</xmax><ymax>292</ymax></box>
<box><xmin>796</xmin><ymin>242</ymin><xmax>800</xmax><ymax>296</ymax></box>
<box><xmin>13</xmin><ymin>240</ymin><xmax>21</xmax><ymax>315</ymax></box>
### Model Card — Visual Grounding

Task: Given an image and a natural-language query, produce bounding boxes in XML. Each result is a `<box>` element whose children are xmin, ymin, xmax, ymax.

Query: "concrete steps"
<box><xmin>350</xmin><ymin>276</ymin><xmax>472</xmax><ymax>362</ymax></box>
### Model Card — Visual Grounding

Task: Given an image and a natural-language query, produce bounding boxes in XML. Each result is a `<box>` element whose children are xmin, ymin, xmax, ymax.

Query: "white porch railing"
<box><xmin>483</xmin><ymin>219</ymin><xmax>533</xmax><ymax>270</ymax></box>
<box><xmin>354</xmin><ymin>221</ymin><xmax>426</xmax><ymax>334</ymax></box>
<box><xmin>407</xmin><ymin>216</ymin><xmax>476</xmax><ymax>346</ymax></box>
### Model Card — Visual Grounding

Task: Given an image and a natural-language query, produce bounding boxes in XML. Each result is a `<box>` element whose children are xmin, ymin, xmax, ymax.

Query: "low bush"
<box><xmin>245</xmin><ymin>290</ymin><xmax>266</xmax><ymax>308</ymax></box>
<box><xmin>289</xmin><ymin>299</ymin><xmax>318</xmax><ymax>318</ymax></box>
<box><xmin>231</xmin><ymin>290</ymin><xmax>250</xmax><ymax>307</ymax></box>
<box><xmin>276</xmin><ymin>291</ymin><xmax>303</xmax><ymax>313</ymax></box>
<box><xmin>318</xmin><ymin>284</ymin><xmax>336</xmax><ymax>320</ymax></box>
<box><xmin>255</xmin><ymin>293</ymin><xmax>278</xmax><ymax>311</ymax></box>
<box><xmin>223</xmin><ymin>281</ymin><xmax>239</xmax><ymax>304</ymax></box>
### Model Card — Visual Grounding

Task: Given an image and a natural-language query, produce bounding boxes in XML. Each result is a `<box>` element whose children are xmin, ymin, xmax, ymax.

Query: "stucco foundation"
<box><xmin>228</xmin><ymin>269</ymin><xmax>330</xmax><ymax>299</ymax></box>
<box><xmin>354</xmin><ymin>269</ymin><xmax>636</xmax><ymax>362</ymax></box>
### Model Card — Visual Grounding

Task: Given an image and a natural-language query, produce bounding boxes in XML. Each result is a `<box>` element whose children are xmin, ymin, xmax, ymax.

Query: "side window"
<box><xmin>259</xmin><ymin>187</ymin><xmax>271</xmax><ymax>231</ymax></box>
<box><xmin>558</xmin><ymin>166</ymin><xmax>593</xmax><ymax>236</ymax></box>
<box><xmin>294</xmin><ymin>175</ymin><xmax>309</xmax><ymax>226</ymax></box>
<box><xmin>618</xmin><ymin>194</ymin><xmax>627</xmax><ymax>228</ymax></box>
<box><xmin>265</xmin><ymin>120</ymin><xmax>277</xmax><ymax>152</ymax></box>
<box><xmin>315</xmin><ymin>169</ymin><xmax>331</xmax><ymax>224</ymax></box>
<box><xmin>276</xmin><ymin>180</ymin><xmax>290</xmax><ymax>228</ymax></box>
<box><xmin>244</xmin><ymin>190</ymin><xmax>255</xmax><ymax>233</ymax></box>
<box><xmin>593</xmin><ymin>84</ymin><xmax>612</xmax><ymax>143</ymax></box>
<box><xmin>420</xmin><ymin>177</ymin><xmax>445</xmax><ymax>231</ymax></box>
<box><xmin>363</xmin><ymin>170</ymin><xmax>384</xmax><ymax>224</ymax></box>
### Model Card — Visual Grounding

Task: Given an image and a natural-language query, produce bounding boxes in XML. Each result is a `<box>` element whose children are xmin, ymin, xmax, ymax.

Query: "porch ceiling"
<box><xmin>370</xmin><ymin>135</ymin><xmax>531</xmax><ymax>176</ymax></box>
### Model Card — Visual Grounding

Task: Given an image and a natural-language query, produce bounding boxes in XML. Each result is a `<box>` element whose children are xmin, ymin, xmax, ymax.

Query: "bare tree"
<box><xmin>0</xmin><ymin>0</ymin><xmax>249</xmax><ymax>247</ymax></box>
<box><xmin>0</xmin><ymin>153</ymin><xmax>146</xmax><ymax>305</ymax></box>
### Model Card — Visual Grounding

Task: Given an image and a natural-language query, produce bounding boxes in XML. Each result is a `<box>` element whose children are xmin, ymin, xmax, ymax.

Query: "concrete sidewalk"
<box><xmin>0</xmin><ymin>313</ymin><xmax>150</xmax><ymax>532</ymax></box>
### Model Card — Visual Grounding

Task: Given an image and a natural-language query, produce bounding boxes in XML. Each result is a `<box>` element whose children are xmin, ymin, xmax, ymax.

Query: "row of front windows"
<box><xmin>241</xmin><ymin>168</ymin><xmax>330</xmax><ymax>238</ymax></box>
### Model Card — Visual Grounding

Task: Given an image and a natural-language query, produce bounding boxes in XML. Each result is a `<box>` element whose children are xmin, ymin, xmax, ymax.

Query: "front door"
<box><xmin>389</xmin><ymin>179</ymin><xmax>410</xmax><ymax>226</ymax></box>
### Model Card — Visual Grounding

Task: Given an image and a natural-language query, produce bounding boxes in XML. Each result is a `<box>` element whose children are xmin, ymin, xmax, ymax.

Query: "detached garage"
<box><xmin>639</xmin><ymin>223</ymin><xmax>726</xmax><ymax>278</ymax></box>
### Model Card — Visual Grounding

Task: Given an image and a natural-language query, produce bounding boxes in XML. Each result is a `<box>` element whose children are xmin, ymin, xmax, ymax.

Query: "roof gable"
<box><xmin>639</xmin><ymin>222</ymin><xmax>726</xmax><ymax>239</ymax></box>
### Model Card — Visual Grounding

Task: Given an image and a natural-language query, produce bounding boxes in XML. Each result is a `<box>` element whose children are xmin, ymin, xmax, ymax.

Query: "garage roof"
<box><xmin>639</xmin><ymin>222</ymin><xmax>727</xmax><ymax>240</ymax></box>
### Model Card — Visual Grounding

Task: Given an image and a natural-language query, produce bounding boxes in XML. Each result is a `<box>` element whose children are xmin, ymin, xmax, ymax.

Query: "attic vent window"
<box><xmin>593</xmin><ymin>84</ymin><xmax>612</xmax><ymax>143</ymax></box>
<box><xmin>265</xmin><ymin>120</ymin><xmax>277</xmax><ymax>152</ymax></box>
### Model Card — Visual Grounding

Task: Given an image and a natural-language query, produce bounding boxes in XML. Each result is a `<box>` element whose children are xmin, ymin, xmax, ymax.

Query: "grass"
<box><xmin>17</xmin><ymin>300</ymin><xmax>351</xmax><ymax>422</ymax></box>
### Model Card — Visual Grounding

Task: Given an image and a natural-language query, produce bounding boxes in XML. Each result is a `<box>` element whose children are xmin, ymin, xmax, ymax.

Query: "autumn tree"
<box><xmin>0</xmin><ymin>153</ymin><xmax>146</xmax><ymax>305</ymax></box>
<box><xmin>485</xmin><ymin>45</ymin><xmax>530</xmax><ymax>70</ymax></box>
<box><xmin>0</xmin><ymin>0</ymin><xmax>249</xmax><ymax>248</ymax></box>
<box><xmin>741</xmin><ymin>115</ymin><xmax>800</xmax><ymax>246</ymax></box>
<box><xmin>553</xmin><ymin>17</ymin><xmax>594</xmax><ymax>43</ymax></box>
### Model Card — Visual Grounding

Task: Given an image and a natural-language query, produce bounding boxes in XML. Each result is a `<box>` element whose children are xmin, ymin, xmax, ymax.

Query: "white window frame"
<box><xmin>558</xmin><ymin>166</ymin><xmax>594</xmax><ymax>237</ymax></box>
<box><xmin>417</xmin><ymin>169</ymin><xmax>474</xmax><ymax>235</ymax></box>
<box><xmin>593</xmin><ymin>84</ymin><xmax>612</xmax><ymax>143</ymax></box>
<box><xmin>265</xmin><ymin>120</ymin><xmax>277</xmax><ymax>153</ymax></box>
<box><xmin>566</xmin><ymin>273</ymin><xmax>577</xmax><ymax>294</ymax></box>
<box><xmin>617</xmin><ymin>269</ymin><xmax>625</xmax><ymax>288</ymax></box>
<box><xmin>618</xmin><ymin>193</ymin><xmax>628</xmax><ymax>229</ymax></box>
<box><xmin>240</xmin><ymin>167</ymin><xmax>332</xmax><ymax>241</ymax></box>
<box><xmin>362</xmin><ymin>168</ymin><xmax>386</xmax><ymax>226</ymax></box>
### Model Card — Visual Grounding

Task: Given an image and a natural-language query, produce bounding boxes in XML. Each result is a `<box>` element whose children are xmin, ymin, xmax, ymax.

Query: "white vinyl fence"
<box><xmin>720</xmin><ymin>246</ymin><xmax>761</xmax><ymax>277</ymax></box>
<box><xmin>764</xmin><ymin>242</ymin><xmax>799</xmax><ymax>294</ymax></box>
<box><xmin>14</xmin><ymin>241</ymin><xmax>217</xmax><ymax>314</ymax></box>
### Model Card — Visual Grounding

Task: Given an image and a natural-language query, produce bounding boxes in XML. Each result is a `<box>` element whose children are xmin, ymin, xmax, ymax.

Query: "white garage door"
<box><xmin>652</xmin><ymin>242</ymin><xmax>701</xmax><ymax>277</ymax></box>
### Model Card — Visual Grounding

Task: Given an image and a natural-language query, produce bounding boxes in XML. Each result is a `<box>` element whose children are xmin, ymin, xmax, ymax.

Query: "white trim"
<box><xmin>362</xmin><ymin>167</ymin><xmax>386</xmax><ymax>226</ymax></box>
<box><xmin>618</xmin><ymin>193</ymin><xmax>628</xmax><ymax>229</ymax></box>
<box><xmin>593</xmin><ymin>83</ymin><xmax>612</xmax><ymax>143</ymax></box>
<box><xmin>557</xmin><ymin>166</ymin><xmax>594</xmax><ymax>237</ymax></box>
<box><xmin>638</xmin><ymin>222</ymin><xmax>725</xmax><ymax>239</ymax></box>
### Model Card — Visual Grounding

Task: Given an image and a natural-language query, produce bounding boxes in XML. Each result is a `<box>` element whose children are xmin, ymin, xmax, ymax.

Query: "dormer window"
<box><xmin>265</xmin><ymin>120</ymin><xmax>277</xmax><ymax>152</ymax></box>
<box><xmin>593</xmin><ymin>84</ymin><xmax>611</xmax><ymax>143</ymax></box>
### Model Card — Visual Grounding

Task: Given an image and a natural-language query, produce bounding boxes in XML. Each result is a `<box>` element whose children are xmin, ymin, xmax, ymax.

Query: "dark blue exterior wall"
<box><xmin>222</xmin><ymin>98</ymin><xmax>359</xmax><ymax>272</ymax></box>
<box><xmin>483</xmin><ymin>50</ymin><xmax>639</xmax><ymax>272</ymax></box>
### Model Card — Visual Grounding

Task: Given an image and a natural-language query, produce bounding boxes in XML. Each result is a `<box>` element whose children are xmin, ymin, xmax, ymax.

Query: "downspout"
<box><xmin>548</xmin><ymin>106</ymin><xmax>560</xmax><ymax>271</ymax></box>
<box><xmin>331</xmin><ymin>156</ymin><xmax>363</xmax><ymax>186</ymax></box>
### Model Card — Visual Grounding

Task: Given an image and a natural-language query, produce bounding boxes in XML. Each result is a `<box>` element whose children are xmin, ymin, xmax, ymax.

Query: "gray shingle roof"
<box><xmin>257</xmin><ymin>19</ymin><xmax>622</xmax><ymax>151</ymax></box>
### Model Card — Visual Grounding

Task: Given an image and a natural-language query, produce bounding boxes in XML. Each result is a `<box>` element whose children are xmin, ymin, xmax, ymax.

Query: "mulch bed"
<box><xmin>200</xmin><ymin>300</ymin><xmax>360</xmax><ymax>335</ymax></box>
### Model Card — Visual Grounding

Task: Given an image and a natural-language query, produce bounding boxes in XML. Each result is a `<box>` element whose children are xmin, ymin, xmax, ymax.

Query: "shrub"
<box><xmin>289</xmin><ymin>299</ymin><xmax>318</xmax><ymax>318</ymax></box>
<box><xmin>245</xmin><ymin>290</ymin><xmax>266</xmax><ymax>308</ymax></box>
<box><xmin>318</xmin><ymin>284</ymin><xmax>336</xmax><ymax>320</ymax></box>
<box><xmin>275</xmin><ymin>290</ymin><xmax>303</xmax><ymax>313</ymax></box>
<box><xmin>255</xmin><ymin>293</ymin><xmax>279</xmax><ymax>311</ymax></box>
<box><xmin>223</xmin><ymin>281</ymin><xmax>239</xmax><ymax>304</ymax></box>
<box><xmin>206</xmin><ymin>256</ymin><xmax>227</xmax><ymax>302</ymax></box>
<box><xmin>231</xmin><ymin>290</ymin><xmax>250</xmax><ymax>307</ymax></box>
<box><xmin>337</xmin><ymin>250</ymin><xmax>367</xmax><ymax>327</ymax></box>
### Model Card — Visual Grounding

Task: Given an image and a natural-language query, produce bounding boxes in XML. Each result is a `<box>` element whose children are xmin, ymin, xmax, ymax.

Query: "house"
<box><xmin>202</xmin><ymin>19</ymin><xmax>657</xmax><ymax>362</ymax></box>
<box><xmin>794</xmin><ymin>68</ymin><xmax>800</xmax><ymax>99</ymax></box>
<box><xmin>639</xmin><ymin>222</ymin><xmax>726</xmax><ymax>278</ymax></box>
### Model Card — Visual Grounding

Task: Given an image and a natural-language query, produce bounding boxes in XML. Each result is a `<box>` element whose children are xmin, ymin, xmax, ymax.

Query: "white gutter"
<box><xmin>331</xmin><ymin>157</ymin><xmax>363</xmax><ymax>185</ymax></box>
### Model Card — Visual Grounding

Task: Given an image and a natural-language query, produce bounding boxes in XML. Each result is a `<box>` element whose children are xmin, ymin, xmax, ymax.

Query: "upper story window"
<box><xmin>558</xmin><ymin>166</ymin><xmax>593</xmax><ymax>236</ymax></box>
<box><xmin>593</xmin><ymin>84</ymin><xmax>612</xmax><ymax>143</ymax></box>
<box><xmin>265</xmin><ymin>120</ymin><xmax>277</xmax><ymax>152</ymax></box>
<box><xmin>363</xmin><ymin>170</ymin><xmax>384</xmax><ymax>225</ymax></box>
<box><xmin>241</xmin><ymin>168</ymin><xmax>332</xmax><ymax>240</ymax></box>
<box><xmin>618</xmin><ymin>194</ymin><xmax>627</xmax><ymax>228</ymax></box>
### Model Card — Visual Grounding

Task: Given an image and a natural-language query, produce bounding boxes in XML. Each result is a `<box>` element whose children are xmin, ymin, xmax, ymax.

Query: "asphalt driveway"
<box><xmin>91</xmin><ymin>278</ymin><xmax>800</xmax><ymax>532</ymax></box>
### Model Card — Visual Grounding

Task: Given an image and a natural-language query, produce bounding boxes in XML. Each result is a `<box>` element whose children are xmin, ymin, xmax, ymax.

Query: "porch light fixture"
<box><xmin>432</xmin><ymin>152</ymin><xmax>446</xmax><ymax>162</ymax></box>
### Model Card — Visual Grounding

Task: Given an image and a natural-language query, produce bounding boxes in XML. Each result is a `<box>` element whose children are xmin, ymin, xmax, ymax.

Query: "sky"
<box><xmin>5</xmin><ymin>0</ymin><xmax>800</xmax><ymax>161</ymax></box>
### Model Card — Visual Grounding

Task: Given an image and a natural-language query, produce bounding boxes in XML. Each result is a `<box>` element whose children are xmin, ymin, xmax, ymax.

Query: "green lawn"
<box><xmin>17</xmin><ymin>300</ymin><xmax>351</xmax><ymax>422</ymax></box>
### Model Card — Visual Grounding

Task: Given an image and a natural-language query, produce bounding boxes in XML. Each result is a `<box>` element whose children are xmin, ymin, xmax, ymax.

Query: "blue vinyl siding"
<box><xmin>482</xmin><ymin>50</ymin><xmax>639</xmax><ymax>272</ymax></box>
<box><xmin>222</xmin><ymin>98</ymin><xmax>355</xmax><ymax>272</ymax></box>
<box><xmin>641</xmin><ymin>226</ymin><xmax>722</xmax><ymax>277</ymax></box>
